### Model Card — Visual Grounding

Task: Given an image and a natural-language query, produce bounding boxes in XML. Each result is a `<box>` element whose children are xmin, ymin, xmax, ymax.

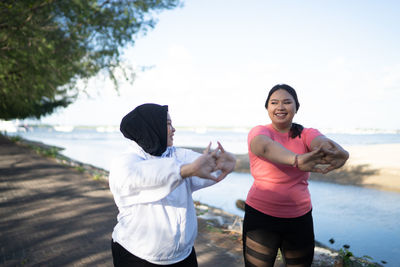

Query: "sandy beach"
<box><xmin>310</xmin><ymin>144</ymin><xmax>400</xmax><ymax>193</ymax></box>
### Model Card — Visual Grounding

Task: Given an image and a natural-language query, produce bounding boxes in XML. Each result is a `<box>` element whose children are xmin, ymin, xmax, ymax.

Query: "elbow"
<box><xmin>344</xmin><ymin>150</ymin><xmax>350</xmax><ymax>160</ymax></box>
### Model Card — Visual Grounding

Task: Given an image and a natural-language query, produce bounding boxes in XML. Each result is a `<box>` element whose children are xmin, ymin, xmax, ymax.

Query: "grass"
<box><xmin>29</xmin><ymin>145</ymin><xmax>60</xmax><ymax>158</ymax></box>
<box><xmin>4</xmin><ymin>133</ymin><xmax>62</xmax><ymax>158</ymax></box>
<box><xmin>74</xmin><ymin>166</ymin><xmax>85</xmax><ymax>173</ymax></box>
<box><xmin>8</xmin><ymin>135</ymin><xmax>23</xmax><ymax>142</ymax></box>
<box><xmin>329</xmin><ymin>239</ymin><xmax>385</xmax><ymax>267</ymax></box>
<box><xmin>92</xmin><ymin>173</ymin><xmax>103</xmax><ymax>180</ymax></box>
<box><xmin>206</xmin><ymin>224</ymin><xmax>224</xmax><ymax>233</ymax></box>
<box><xmin>2</xmin><ymin>133</ymin><xmax>110</xmax><ymax>181</ymax></box>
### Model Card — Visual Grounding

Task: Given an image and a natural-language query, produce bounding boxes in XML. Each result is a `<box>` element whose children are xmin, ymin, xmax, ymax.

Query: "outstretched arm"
<box><xmin>250</xmin><ymin>134</ymin><xmax>328</xmax><ymax>173</ymax></box>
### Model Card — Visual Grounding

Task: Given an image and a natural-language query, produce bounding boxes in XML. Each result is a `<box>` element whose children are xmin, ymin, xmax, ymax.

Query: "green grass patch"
<box><xmin>206</xmin><ymin>224</ymin><xmax>224</xmax><ymax>233</ymax></box>
<box><xmin>29</xmin><ymin>146</ymin><xmax>59</xmax><ymax>158</ymax></box>
<box><xmin>92</xmin><ymin>173</ymin><xmax>103</xmax><ymax>180</ymax></box>
<box><xmin>74</xmin><ymin>166</ymin><xmax>85</xmax><ymax>173</ymax></box>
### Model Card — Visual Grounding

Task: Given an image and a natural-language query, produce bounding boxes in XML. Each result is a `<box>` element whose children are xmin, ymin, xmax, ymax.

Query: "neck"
<box><xmin>272</xmin><ymin>123</ymin><xmax>292</xmax><ymax>133</ymax></box>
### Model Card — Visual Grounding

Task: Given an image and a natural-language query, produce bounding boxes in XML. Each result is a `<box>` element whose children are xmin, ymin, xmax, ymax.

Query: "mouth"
<box><xmin>274</xmin><ymin>112</ymin><xmax>288</xmax><ymax>118</ymax></box>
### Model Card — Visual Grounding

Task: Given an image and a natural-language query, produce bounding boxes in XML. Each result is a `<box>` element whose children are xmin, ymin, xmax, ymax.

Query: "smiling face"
<box><xmin>167</xmin><ymin>113</ymin><xmax>175</xmax><ymax>147</ymax></box>
<box><xmin>267</xmin><ymin>89</ymin><xmax>297</xmax><ymax>132</ymax></box>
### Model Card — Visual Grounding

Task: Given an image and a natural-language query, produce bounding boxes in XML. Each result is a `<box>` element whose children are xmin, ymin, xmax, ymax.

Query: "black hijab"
<box><xmin>120</xmin><ymin>103</ymin><xmax>168</xmax><ymax>156</ymax></box>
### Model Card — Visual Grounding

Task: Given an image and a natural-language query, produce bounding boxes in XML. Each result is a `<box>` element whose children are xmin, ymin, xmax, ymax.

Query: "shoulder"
<box><xmin>110</xmin><ymin>151</ymin><xmax>144</xmax><ymax>170</ymax></box>
<box><xmin>301</xmin><ymin>127</ymin><xmax>324</xmax><ymax>147</ymax></box>
<box><xmin>248</xmin><ymin>125</ymin><xmax>272</xmax><ymax>141</ymax></box>
<box><xmin>302</xmin><ymin>127</ymin><xmax>323</xmax><ymax>137</ymax></box>
<box><xmin>249</xmin><ymin>124</ymin><xmax>272</xmax><ymax>136</ymax></box>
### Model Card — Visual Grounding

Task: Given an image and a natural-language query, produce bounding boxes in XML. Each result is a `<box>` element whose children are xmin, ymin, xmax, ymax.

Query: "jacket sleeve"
<box><xmin>109</xmin><ymin>153</ymin><xmax>184</xmax><ymax>207</ymax></box>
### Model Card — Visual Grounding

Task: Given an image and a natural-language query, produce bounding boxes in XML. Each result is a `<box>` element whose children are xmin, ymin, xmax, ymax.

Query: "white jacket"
<box><xmin>109</xmin><ymin>143</ymin><xmax>216</xmax><ymax>265</ymax></box>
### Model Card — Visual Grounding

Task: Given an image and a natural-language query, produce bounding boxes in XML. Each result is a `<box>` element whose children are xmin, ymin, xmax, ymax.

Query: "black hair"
<box><xmin>265</xmin><ymin>84</ymin><xmax>304</xmax><ymax>139</ymax></box>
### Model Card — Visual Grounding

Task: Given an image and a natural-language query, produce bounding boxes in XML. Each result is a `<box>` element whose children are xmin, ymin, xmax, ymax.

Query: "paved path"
<box><xmin>0</xmin><ymin>135</ymin><xmax>243</xmax><ymax>266</ymax></box>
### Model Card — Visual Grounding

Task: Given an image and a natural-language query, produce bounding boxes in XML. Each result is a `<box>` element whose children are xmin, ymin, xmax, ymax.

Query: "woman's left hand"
<box><xmin>317</xmin><ymin>140</ymin><xmax>349</xmax><ymax>173</ymax></box>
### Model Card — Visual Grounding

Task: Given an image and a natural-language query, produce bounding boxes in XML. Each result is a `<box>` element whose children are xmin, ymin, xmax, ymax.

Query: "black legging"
<box><xmin>242</xmin><ymin>204</ymin><xmax>315</xmax><ymax>267</ymax></box>
<box><xmin>111</xmin><ymin>240</ymin><xmax>198</xmax><ymax>267</ymax></box>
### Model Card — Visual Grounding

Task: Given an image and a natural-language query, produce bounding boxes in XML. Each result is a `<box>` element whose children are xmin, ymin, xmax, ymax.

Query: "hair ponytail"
<box><xmin>290</xmin><ymin>123</ymin><xmax>304</xmax><ymax>139</ymax></box>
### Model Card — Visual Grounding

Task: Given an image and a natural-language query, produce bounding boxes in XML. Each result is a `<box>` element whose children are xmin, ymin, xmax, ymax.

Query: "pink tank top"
<box><xmin>246</xmin><ymin>124</ymin><xmax>322</xmax><ymax>218</ymax></box>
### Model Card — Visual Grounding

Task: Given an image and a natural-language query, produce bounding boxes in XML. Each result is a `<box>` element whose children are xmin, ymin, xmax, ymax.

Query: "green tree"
<box><xmin>0</xmin><ymin>0</ymin><xmax>181</xmax><ymax>120</ymax></box>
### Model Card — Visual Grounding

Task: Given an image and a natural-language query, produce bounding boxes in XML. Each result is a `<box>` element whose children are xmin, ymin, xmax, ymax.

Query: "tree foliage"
<box><xmin>0</xmin><ymin>0</ymin><xmax>181</xmax><ymax>120</ymax></box>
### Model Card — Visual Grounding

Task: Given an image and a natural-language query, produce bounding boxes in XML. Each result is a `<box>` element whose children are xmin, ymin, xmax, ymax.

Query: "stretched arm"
<box><xmin>109</xmin><ymin>155</ymin><xmax>186</xmax><ymax>206</ymax></box>
<box><xmin>110</xmin><ymin>144</ymin><xmax>220</xmax><ymax>206</ymax></box>
<box><xmin>310</xmin><ymin>136</ymin><xmax>349</xmax><ymax>172</ymax></box>
<box><xmin>250</xmin><ymin>134</ymin><xmax>327</xmax><ymax>172</ymax></box>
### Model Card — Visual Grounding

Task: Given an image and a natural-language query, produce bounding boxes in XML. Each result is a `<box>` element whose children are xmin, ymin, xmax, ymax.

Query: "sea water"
<box><xmin>7</xmin><ymin>127</ymin><xmax>400</xmax><ymax>266</ymax></box>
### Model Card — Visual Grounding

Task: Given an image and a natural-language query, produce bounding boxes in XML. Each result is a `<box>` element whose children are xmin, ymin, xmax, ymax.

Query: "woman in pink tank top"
<box><xmin>243</xmin><ymin>84</ymin><xmax>349</xmax><ymax>267</ymax></box>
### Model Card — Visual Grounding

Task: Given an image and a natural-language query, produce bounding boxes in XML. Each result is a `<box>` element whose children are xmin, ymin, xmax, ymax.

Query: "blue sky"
<box><xmin>37</xmin><ymin>0</ymin><xmax>400</xmax><ymax>131</ymax></box>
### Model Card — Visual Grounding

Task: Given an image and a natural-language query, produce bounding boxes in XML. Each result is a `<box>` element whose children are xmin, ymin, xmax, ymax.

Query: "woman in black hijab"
<box><xmin>109</xmin><ymin>103</ymin><xmax>236</xmax><ymax>267</ymax></box>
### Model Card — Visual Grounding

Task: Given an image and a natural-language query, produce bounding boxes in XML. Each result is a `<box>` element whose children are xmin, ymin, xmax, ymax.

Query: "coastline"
<box><xmin>2</xmin><ymin>135</ymin><xmax>389</xmax><ymax>266</ymax></box>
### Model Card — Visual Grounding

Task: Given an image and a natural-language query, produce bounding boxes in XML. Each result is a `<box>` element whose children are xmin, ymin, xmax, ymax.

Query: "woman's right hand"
<box><xmin>297</xmin><ymin>147</ymin><xmax>331</xmax><ymax>173</ymax></box>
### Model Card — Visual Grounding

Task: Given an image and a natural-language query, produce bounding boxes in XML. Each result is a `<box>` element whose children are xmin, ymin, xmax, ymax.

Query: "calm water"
<box><xmin>8</xmin><ymin>127</ymin><xmax>400</xmax><ymax>266</ymax></box>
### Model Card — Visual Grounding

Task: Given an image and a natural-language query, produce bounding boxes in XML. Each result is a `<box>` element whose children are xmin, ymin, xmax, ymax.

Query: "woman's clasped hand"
<box><xmin>297</xmin><ymin>143</ymin><xmax>349</xmax><ymax>174</ymax></box>
<box><xmin>180</xmin><ymin>141</ymin><xmax>236</xmax><ymax>182</ymax></box>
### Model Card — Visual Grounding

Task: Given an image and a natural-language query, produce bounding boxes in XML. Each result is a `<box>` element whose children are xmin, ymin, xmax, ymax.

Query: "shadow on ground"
<box><xmin>0</xmin><ymin>136</ymin><xmax>117</xmax><ymax>266</ymax></box>
<box><xmin>310</xmin><ymin>164</ymin><xmax>380</xmax><ymax>187</ymax></box>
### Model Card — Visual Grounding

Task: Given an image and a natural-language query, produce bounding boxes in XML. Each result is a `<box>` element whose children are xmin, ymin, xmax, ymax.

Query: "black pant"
<box><xmin>242</xmin><ymin>204</ymin><xmax>315</xmax><ymax>267</ymax></box>
<box><xmin>111</xmin><ymin>240</ymin><xmax>198</xmax><ymax>267</ymax></box>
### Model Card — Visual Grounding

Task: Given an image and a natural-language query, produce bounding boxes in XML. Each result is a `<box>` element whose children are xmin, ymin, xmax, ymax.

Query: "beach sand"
<box><xmin>310</xmin><ymin>144</ymin><xmax>400</xmax><ymax>193</ymax></box>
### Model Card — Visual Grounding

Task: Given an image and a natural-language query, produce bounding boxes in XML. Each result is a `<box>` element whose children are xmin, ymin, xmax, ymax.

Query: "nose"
<box><xmin>277</xmin><ymin>102</ymin><xmax>285</xmax><ymax>110</ymax></box>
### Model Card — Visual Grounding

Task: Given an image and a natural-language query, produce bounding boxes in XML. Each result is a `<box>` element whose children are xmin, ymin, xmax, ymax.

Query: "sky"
<box><xmin>34</xmin><ymin>0</ymin><xmax>400</xmax><ymax>131</ymax></box>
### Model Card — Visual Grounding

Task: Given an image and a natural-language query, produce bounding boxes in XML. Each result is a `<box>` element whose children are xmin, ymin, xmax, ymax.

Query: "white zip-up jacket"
<box><xmin>109</xmin><ymin>143</ymin><xmax>217</xmax><ymax>265</ymax></box>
